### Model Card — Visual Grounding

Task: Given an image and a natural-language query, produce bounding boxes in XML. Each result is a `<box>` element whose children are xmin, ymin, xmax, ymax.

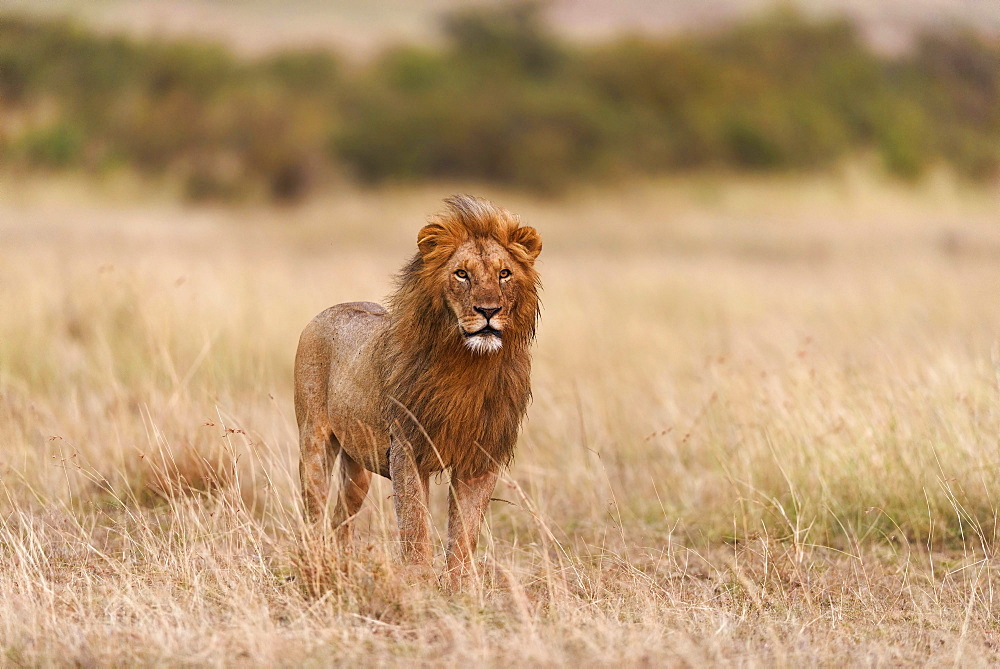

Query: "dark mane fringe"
<box><xmin>376</xmin><ymin>196</ymin><xmax>540</xmax><ymax>477</ymax></box>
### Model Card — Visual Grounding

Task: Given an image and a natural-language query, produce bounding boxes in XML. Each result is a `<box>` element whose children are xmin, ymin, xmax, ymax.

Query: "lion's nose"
<box><xmin>474</xmin><ymin>306</ymin><xmax>502</xmax><ymax>321</ymax></box>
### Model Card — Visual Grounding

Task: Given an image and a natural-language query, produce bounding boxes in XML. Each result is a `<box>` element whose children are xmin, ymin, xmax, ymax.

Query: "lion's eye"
<box><xmin>499</xmin><ymin>269</ymin><xmax>511</xmax><ymax>279</ymax></box>
<box><xmin>455</xmin><ymin>269</ymin><xmax>468</xmax><ymax>280</ymax></box>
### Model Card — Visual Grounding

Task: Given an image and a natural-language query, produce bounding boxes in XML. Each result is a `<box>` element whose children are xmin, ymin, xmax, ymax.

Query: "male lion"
<box><xmin>294</xmin><ymin>195</ymin><xmax>542</xmax><ymax>589</ymax></box>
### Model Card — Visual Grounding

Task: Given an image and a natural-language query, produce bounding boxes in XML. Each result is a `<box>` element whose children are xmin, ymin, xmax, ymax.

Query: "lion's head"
<box><xmin>407</xmin><ymin>195</ymin><xmax>542</xmax><ymax>355</ymax></box>
<box><xmin>379</xmin><ymin>195</ymin><xmax>541</xmax><ymax>476</ymax></box>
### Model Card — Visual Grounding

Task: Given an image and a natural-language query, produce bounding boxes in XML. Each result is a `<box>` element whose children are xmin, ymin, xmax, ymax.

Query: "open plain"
<box><xmin>2</xmin><ymin>171</ymin><xmax>1000</xmax><ymax>664</ymax></box>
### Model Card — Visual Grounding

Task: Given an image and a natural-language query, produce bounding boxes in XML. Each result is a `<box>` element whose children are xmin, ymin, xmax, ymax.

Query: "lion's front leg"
<box><xmin>445</xmin><ymin>468</ymin><xmax>499</xmax><ymax>592</ymax></box>
<box><xmin>388</xmin><ymin>440</ymin><xmax>432</xmax><ymax>566</ymax></box>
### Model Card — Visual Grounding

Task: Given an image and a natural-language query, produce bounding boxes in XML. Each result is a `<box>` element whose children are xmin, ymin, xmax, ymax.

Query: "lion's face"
<box><xmin>442</xmin><ymin>238</ymin><xmax>522</xmax><ymax>354</ymax></box>
<box><xmin>414</xmin><ymin>204</ymin><xmax>541</xmax><ymax>356</ymax></box>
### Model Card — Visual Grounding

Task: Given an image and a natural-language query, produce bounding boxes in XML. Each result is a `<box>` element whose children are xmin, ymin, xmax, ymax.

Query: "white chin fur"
<box><xmin>464</xmin><ymin>335</ymin><xmax>502</xmax><ymax>354</ymax></box>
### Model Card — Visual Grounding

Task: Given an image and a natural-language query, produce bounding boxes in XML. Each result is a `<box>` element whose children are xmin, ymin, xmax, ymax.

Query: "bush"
<box><xmin>16</xmin><ymin>123</ymin><xmax>84</xmax><ymax>168</ymax></box>
<box><xmin>1</xmin><ymin>6</ymin><xmax>998</xmax><ymax>200</ymax></box>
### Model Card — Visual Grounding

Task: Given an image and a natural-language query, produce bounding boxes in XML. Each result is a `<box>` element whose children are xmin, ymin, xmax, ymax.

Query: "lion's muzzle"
<box><xmin>463</xmin><ymin>324</ymin><xmax>502</xmax><ymax>339</ymax></box>
<box><xmin>461</xmin><ymin>323</ymin><xmax>503</xmax><ymax>353</ymax></box>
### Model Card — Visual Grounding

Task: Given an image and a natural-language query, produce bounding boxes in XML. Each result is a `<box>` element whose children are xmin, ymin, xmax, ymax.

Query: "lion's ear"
<box><xmin>510</xmin><ymin>226</ymin><xmax>542</xmax><ymax>263</ymax></box>
<box><xmin>417</xmin><ymin>223</ymin><xmax>446</xmax><ymax>256</ymax></box>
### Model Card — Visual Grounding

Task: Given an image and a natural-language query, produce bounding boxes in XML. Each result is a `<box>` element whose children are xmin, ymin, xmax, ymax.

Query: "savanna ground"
<box><xmin>2</xmin><ymin>169</ymin><xmax>1000</xmax><ymax>664</ymax></box>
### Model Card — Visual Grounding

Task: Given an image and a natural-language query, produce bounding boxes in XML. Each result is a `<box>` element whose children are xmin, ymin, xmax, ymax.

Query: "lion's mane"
<box><xmin>377</xmin><ymin>195</ymin><xmax>541</xmax><ymax>478</ymax></box>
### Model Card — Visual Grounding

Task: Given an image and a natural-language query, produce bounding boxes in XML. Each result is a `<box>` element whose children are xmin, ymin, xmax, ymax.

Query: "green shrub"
<box><xmin>1</xmin><ymin>6</ymin><xmax>998</xmax><ymax>199</ymax></box>
<box><xmin>17</xmin><ymin>123</ymin><xmax>84</xmax><ymax>168</ymax></box>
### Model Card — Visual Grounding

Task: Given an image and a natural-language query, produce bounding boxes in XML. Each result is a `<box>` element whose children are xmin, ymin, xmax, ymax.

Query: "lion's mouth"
<box><xmin>464</xmin><ymin>325</ymin><xmax>502</xmax><ymax>339</ymax></box>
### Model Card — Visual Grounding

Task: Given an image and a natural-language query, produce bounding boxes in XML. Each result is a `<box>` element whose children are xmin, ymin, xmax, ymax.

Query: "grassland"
<box><xmin>2</xmin><ymin>170</ymin><xmax>1000</xmax><ymax>664</ymax></box>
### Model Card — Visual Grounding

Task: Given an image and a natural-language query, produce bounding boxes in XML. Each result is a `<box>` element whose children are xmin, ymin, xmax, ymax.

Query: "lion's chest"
<box><xmin>389</xmin><ymin>360</ymin><xmax>528</xmax><ymax>477</ymax></box>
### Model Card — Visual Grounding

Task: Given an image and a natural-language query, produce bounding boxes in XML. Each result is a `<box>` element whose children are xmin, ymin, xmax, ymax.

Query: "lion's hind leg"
<box><xmin>299</xmin><ymin>421</ymin><xmax>337</xmax><ymax>524</ymax></box>
<box><xmin>331</xmin><ymin>446</ymin><xmax>371</xmax><ymax>545</ymax></box>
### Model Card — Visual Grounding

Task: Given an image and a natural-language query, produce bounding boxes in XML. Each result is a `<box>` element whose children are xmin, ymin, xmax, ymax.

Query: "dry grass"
<box><xmin>2</xmin><ymin>169</ymin><xmax>1000</xmax><ymax>664</ymax></box>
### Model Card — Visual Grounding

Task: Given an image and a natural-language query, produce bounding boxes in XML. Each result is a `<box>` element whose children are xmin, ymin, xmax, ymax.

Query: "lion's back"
<box><xmin>306</xmin><ymin>302</ymin><xmax>388</xmax><ymax>354</ymax></box>
<box><xmin>294</xmin><ymin>303</ymin><xmax>389</xmax><ymax>461</ymax></box>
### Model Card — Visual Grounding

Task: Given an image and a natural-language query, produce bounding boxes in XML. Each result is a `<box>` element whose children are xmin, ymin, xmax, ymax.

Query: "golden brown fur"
<box><xmin>294</xmin><ymin>195</ymin><xmax>542</xmax><ymax>589</ymax></box>
<box><xmin>380</xmin><ymin>197</ymin><xmax>541</xmax><ymax>478</ymax></box>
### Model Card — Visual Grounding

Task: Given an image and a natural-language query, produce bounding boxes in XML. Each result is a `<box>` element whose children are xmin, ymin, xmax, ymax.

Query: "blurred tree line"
<box><xmin>1</xmin><ymin>3</ymin><xmax>998</xmax><ymax>201</ymax></box>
